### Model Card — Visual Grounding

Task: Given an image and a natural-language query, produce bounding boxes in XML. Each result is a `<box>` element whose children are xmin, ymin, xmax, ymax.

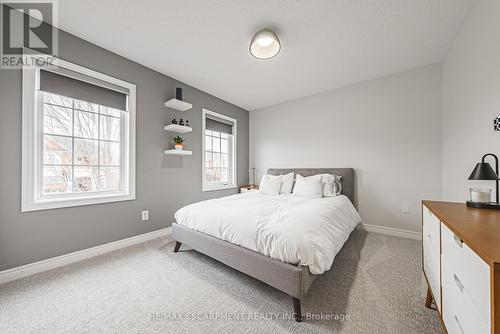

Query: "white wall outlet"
<box><xmin>141</xmin><ymin>210</ymin><xmax>149</xmax><ymax>221</ymax></box>
<box><xmin>400</xmin><ymin>203</ymin><xmax>410</xmax><ymax>215</ymax></box>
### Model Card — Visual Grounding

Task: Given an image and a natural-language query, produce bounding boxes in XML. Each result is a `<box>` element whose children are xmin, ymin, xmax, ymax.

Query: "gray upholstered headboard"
<box><xmin>267</xmin><ymin>168</ymin><xmax>356</xmax><ymax>208</ymax></box>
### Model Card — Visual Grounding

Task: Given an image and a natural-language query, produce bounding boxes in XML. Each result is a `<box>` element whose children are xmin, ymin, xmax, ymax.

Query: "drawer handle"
<box><xmin>454</xmin><ymin>315</ymin><xmax>465</xmax><ymax>334</ymax></box>
<box><xmin>453</xmin><ymin>234</ymin><xmax>463</xmax><ymax>248</ymax></box>
<box><xmin>453</xmin><ymin>273</ymin><xmax>464</xmax><ymax>293</ymax></box>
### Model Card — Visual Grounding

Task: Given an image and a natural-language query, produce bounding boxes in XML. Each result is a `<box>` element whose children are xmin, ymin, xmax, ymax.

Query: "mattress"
<box><xmin>174</xmin><ymin>192</ymin><xmax>361</xmax><ymax>274</ymax></box>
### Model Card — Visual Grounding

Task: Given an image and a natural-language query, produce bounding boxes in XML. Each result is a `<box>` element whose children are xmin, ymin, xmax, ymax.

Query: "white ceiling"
<box><xmin>58</xmin><ymin>0</ymin><xmax>476</xmax><ymax>111</ymax></box>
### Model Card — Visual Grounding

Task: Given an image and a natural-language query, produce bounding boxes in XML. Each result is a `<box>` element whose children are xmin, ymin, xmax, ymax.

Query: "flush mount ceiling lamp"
<box><xmin>249</xmin><ymin>29</ymin><xmax>281</xmax><ymax>60</ymax></box>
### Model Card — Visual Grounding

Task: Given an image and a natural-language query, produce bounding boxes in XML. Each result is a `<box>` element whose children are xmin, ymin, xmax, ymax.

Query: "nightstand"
<box><xmin>240</xmin><ymin>185</ymin><xmax>259</xmax><ymax>193</ymax></box>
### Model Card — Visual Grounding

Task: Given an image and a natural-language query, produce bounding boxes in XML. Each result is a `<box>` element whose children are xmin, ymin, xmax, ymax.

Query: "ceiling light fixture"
<box><xmin>249</xmin><ymin>29</ymin><xmax>281</xmax><ymax>60</ymax></box>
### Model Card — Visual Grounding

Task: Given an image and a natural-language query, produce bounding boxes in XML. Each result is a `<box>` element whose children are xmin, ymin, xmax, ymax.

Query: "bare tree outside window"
<box><xmin>42</xmin><ymin>92</ymin><xmax>122</xmax><ymax>195</ymax></box>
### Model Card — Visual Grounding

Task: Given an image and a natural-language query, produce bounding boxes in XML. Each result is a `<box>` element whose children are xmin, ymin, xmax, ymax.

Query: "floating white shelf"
<box><xmin>164</xmin><ymin>149</ymin><xmax>192</xmax><ymax>156</ymax></box>
<box><xmin>163</xmin><ymin>124</ymin><xmax>192</xmax><ymax>133</ymax></box>
<box><xmin>164</xmin><ymin>98</ymin><xmax>192</xmax><ymax>112</ymax></box>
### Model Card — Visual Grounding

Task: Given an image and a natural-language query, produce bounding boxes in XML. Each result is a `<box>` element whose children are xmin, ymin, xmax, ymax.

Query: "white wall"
<box><xmin>443</xmin><ymin>0</ymin><xmax>500</xmax><ymax>201</ymax></box>
<box><xmin>250</xmin><ymin>64</ymin><xmax>443</xmax><ymax>233</ymax></box>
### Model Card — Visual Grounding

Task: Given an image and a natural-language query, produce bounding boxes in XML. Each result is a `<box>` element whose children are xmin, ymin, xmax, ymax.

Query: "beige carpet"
<box><xmin>0</xmin><ymin>230</ymin><xmax>442</xmax><ymax>333</ymax></box>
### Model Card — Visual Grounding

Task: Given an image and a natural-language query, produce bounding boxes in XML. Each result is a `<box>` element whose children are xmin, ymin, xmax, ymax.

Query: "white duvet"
<box><xmin>174</xmin><ymin>193</ymin><xmax>361</xmax><ymax>274</ymax></box>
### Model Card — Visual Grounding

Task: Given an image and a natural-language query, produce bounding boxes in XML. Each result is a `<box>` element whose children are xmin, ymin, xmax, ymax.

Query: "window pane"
<box><xmin>205</xmin><ymin>135</ymin><xmax>212</xmax><ymax>151</ymax></box>
<box><xmin>74</xmin><ymin>166</ymin><xmax>98</xmax><ymax>192</ymax></box>
<box><xmin>100</xmin><ymin>141</ymin><xmax>120</xmax><ymax>166</ymax></box>
<box><xmin>44</xmin><ymin>92</ymin><xmax>72</xmax><ymax>108</ymax></box>
<box><xmin>221</xmin><ymin>153</ymin><xmax>228</xmax><ymax>168</ymax></box>
<box><xmin>42</xmin><ymin>165</ymin><xmax>72</xmax><ymax>194</ymax></box>
<box><xmin>100</xmin><ymin>106</ymin><xmax>121</xmax><ymax>117</ymax></box>
<box><xmin>74</xmin><ymin>99</ymin><xmax>99</xmax><ymax>113</ymax></box>
<box><xmin>205</xmin><ymin>152</ymin><xmax>213</xmax><ymax>168</ymax></box>
<box><xmin>43</xmin><ymin>104</ymin><xmax>72</xmax><ymax>136</ymax></box>
<box><xmin>44</xmin><ymin>135</ymin><xmax>72</xmax><ymax>165</ymax></box>
<box><xmin>206</xmin><ymin>130</ymin><xmax>213</xmax><ymax>136</ymax></box>
<box><xmin>212</xmin><ymin>136</ymin><xmax>220</xmax><ymax>152</ymax></box>
<box><xmin>99</xmin><ymin>167</ymin><xmax>120</xmax><ymax>191</ymax></box>
<box><xmin>205</xmin><ymin>168</ymin><xmax>213</xmax><ymax>183</ymax></box>
<box><xmin>212</xmin><ymin>168</ymin><xmax>221</xmax><ymax>183</ymax></box>
<box><xmin>74</xmin><ymin>110</ymin><xmax>98</xmax><ymax>139</ymax></box>
<box><xmin>74</xmin><ymin>138</ymin><xmax>98</xmax><ymax>165</ymax></box>
<box><xmin>221</xmin><ymin>133</ymin><xmax>228</xmax><ymax>139</ymax></box>
<box><xmin>213</xmin><ymin>153</ymin><xmax>221</xmax><ymax>167</ymax></box>
<box><xmin>220</xmin><ymin>168</ymin><xmax>228</xmax><ymax>183</ymax></box>
<box><xmin>221</xmin><ymin>139</ymin><xmax>228</xmax><ymax>153</ymax></box>
<box><xmin>100</xmin><ymin>114</ymin><xmax>120</xmax><ymax>141</ymax></box>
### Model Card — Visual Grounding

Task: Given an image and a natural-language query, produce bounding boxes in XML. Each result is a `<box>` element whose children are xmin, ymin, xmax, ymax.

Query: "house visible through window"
<box><xmin>202</xmin><ymin>109</ymin><xmax>236</xmax><ymax>191</ymax></box>
<box><xmin>22</xmin><ymin>60</ymin><xmax>136</xmax><ymax>211</ymax></box>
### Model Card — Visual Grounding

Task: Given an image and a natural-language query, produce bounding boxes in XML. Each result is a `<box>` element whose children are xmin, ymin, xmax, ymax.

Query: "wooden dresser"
<box><xmin>422</xmin><ymin>201</ymin><xmax>500</xmax><ymax>334</ymax></box>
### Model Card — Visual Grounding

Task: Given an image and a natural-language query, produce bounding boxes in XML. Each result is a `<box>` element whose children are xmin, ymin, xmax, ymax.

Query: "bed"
<box><xmin>171</xmin><ymin>168</ymin><xmax>360</xmax><ymax>322</ymax></box>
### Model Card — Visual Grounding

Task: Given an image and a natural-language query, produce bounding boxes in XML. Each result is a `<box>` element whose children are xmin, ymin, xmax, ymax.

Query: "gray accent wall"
<box><xmin>0</xmin><ymin>29</ymin><xmax>249</xmax><ymax>271</ymax></box>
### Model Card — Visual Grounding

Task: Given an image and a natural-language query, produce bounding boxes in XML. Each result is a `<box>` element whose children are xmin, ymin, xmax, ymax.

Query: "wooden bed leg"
<box><xmin>425</xmin><ymin>286</ymin><xmax>434</xmax><ymax>309</ymax></box>
<box><xmin>173</xmin><ymin>241</ymin><xmax>182</xmax><ymax>253</ymax></box>
<box><xmin>292</xmin><ymin>297</ymin><xmax>302</xmax><ymax>322</ymax></box>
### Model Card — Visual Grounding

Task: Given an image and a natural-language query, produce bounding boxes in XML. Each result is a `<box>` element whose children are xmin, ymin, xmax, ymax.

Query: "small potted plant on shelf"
<box><xmin>174</xmin><ymin>136</ymin><xmax>184</xmax><ymax>150</ymax></box>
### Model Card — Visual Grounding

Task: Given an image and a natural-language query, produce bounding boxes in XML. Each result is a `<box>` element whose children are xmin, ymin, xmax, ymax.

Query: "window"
<box><xmin>202</xmin><ymin>109</ymin><xmax>236</xmax><ymax>191</ymax></box>
<box><xmin>22</xmin><ymin>59</ymin><xmax>136</xmax><ymax>211</ymax></box>
<box><xmin>41</xmin><ymin>92</ymin><xmax>121</xmax><ymax>194</ymax></box>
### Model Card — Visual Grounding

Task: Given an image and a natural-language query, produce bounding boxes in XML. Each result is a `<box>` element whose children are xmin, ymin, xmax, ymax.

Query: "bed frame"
<box><xmin>172</xmin><ymin>168</ymin><xmax>356</xmax><ymax>322</ymax></box>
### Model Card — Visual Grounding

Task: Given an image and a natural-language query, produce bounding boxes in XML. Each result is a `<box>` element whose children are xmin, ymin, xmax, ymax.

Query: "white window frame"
<box><xmin>201</xmin><ymin>108</ymin><xmax>237</xmax><ymax>192</ymax></box>
<box><xmin>21</xmin><ymin>58</ymin><xmax>136</xmax><ymax>211</ymax></box>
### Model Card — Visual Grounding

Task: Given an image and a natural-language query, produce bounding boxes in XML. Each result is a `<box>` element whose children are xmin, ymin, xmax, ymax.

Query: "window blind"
<box><xmin>39</xmin><ymin>69</ymin><xmax>128</xmax><ymax>111</ymax></box>
<box><xmin>206</xmin><ymin>116</ymin><xmax>233</xmax><ymax>135</ymax></box>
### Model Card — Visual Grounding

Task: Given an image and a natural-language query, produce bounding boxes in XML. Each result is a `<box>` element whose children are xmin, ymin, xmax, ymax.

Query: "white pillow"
<box><xmin>292</xmin><ymin>174</ymin><xmax>323</xmax><ymax>198</ymax></box>
<box><xmin>308</xmin><ymin>173</ymin><xmax>343</xmax><ymax>197</ymax></box>
<box><xmin>333</xmin><ymin>174</ymin><xmax>343</xmax><ymax>196</ymax></box>
<box><xmin>279</xmin><ymin>172</ymin><xmax>294</xmax><ymax>194</ymax></box>
<box><xmin>314</xmin><ymin>174</ymin><xmax>336</xmax><ymax>197</ymax></box>
<box><xmin>259</xmin><ymin>174</ymin><xmax>282</xmax><ymax>195</ymax></box>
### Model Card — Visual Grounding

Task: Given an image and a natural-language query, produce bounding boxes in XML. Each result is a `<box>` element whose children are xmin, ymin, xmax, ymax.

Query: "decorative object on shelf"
<box><xmin>176</xmin><ymin>87</ymin><xmax>183</xmax><ymax>101</ymax></box>
<box><xmin>171</xmin><ymin>118</ymin><xmax>178</xmax><ymax>124</ymax></box>
<box><xmin>179</xmin><ymin>118</ymin><xmax>184</xmax><ymax>126</ymax></box>
<box><xmin>174</xmin><ymin>136</ymin><xmax>184</xmax><ymax>150</ymax></box>
<box><xmin>467</xmin><ymin>153</ymin><xmax>500</xmax><ymax>209</ymax></box>
<box><xmin>249</xmin><ymin>167</ymin><xmax>256</xmax><ymax>186</ymax></box>
<box><xmin>185</xmin><ymin>119</ymin><xmax>190</xmax><ymax>127</ymax></box>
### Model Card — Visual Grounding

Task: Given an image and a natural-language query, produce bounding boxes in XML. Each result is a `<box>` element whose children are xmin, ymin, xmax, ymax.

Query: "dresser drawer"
<box><xmin>423</xmin><ymin>205</ymin><xmax>440</xmax><ymax>252</ymax></box>
<box><xmin>441</xmin><ymin>223</ymin><xmax>491</xmax><ymax>326</ymax></box>
<box><xmin>442</xmin><ymin>257</ymin><xmax>489</xmax><ymax>334</ymax></box>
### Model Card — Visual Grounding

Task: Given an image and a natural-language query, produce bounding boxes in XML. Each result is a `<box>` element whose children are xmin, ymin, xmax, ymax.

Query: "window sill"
<box><xmin>21</xmin><ymin>192</ymin><xmax>135</xmax><ymax>212</ymax></box>
<box><xmin>202</xmin><ymin>184</ymin><xmax>237</xmax><ymax>192</ymax></box>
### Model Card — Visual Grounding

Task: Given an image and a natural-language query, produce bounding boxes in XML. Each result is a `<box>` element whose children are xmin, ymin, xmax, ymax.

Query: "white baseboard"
<box><xmin>0</xmin><ymin>227</ymin><xmax>172</xmax><ymax>285</ymax></box>
<box><xmin>357</xmin><ymin>223</ymin><xmax>421</xmax><ymax>240</ymax></box>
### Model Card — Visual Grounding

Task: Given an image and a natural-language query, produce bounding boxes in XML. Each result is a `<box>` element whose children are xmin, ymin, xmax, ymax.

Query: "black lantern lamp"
<box><xmin>467</xmin><ymin>153</ymin><xmax>500</xmax><ymax>209</ymax></box>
